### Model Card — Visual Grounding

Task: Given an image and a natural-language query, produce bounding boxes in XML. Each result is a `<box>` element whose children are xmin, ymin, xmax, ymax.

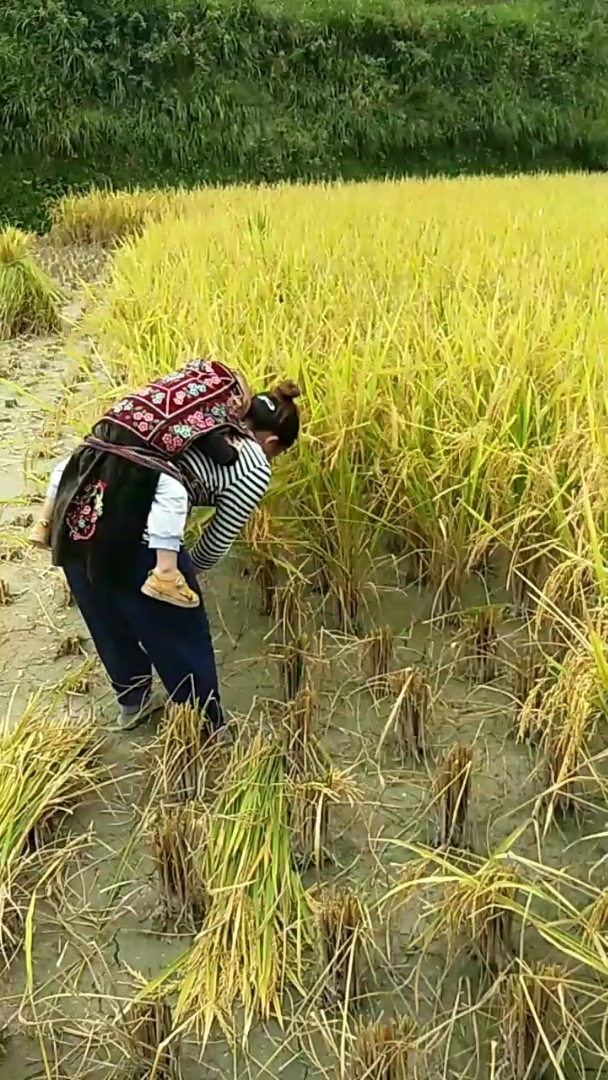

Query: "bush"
<box><xmin>1</xmin><ymin>0</ymin><xmax>607</xmax><ymax>229</ymax></box>
<box><xmin>0</xmin><ymin>227</ymin><xmax>62</xmax><ymax>338</ymax></box>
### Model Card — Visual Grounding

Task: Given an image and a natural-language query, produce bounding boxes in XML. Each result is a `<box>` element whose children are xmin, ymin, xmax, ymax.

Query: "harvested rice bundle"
<box><xmin>0</xmin><ymin>227</ymin><xmax>61</xmax><ymax>339</ymax></box>
<box><xmin>171</xmin><ymin>733</ymin><xmax>311</xmax><ymax>1044</ymax></box>
<box><xmin>0</xmin><ymin>696</ymin><xmax>103</xmax><ymax>956</ymax></box>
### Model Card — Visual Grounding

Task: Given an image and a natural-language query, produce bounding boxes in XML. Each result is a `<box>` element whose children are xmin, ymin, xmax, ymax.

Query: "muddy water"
<box><xmin>1</xmin><ymin>331</ymin><xmax>607</xmax><ymax>1079</ymax></box>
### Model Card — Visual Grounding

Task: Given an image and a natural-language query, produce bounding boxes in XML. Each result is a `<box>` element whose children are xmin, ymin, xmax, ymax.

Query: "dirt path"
<box><xmin>0</xmin><ymin>332</ymin><xmax>82</xmax><ymax>711</ymax></box>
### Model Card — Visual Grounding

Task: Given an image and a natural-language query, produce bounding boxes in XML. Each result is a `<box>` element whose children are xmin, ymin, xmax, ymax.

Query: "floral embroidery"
<box><xmin>66</xmin><ymin>481</ymin><xmax>107</xmax><ymax>542</ymax></box>
<box><xmin>103</xmin><ymin>358</ymin><xmax>249</xmax><ymax>457</ymax></box>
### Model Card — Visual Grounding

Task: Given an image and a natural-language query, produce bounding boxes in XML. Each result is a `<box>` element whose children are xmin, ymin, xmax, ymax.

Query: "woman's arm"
<box><xmin>189</xmin><ymin>446</ymin><xmax>271</xmax><ymax>571</ymax></box>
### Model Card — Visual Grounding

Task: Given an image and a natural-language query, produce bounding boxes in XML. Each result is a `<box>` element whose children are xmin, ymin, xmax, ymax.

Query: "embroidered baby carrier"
<box><xmin>104</xmin><ymin>358</ymin><xmax>251</xmax><ymax>459</ymax></box>
<box><xmin>51</xmin><ymin>359</ymin><xmax>252</xmax><ymax>580</ymax></box>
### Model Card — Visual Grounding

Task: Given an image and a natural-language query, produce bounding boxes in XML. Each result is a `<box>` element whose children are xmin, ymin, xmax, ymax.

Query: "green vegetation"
<box><xmin>1</xmin><ymin>0</ymin><xmax>607</xmax><ymax>229</ymax></box>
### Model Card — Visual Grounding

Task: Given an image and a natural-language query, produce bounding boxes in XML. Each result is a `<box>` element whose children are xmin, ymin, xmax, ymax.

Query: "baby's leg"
<box><xmin>31</xmin><ymin>457</ymin><xmax>70</xmax><ymax>547</ymax></box>
<box><xmin>141</xmin><ymin>474</ymin><xmax>200</xmax><ymax>609</ymax></box>
<box><xmin>154</xmin><ymin>548</ymin><xmax>180</xmax><ymax>579</ymax></box>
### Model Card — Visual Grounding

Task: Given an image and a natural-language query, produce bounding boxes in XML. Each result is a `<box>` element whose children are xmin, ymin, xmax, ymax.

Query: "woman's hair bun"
<box><xmin>275</xmin><ymin>380</ymin><xmax>302</xmax><ymax>401</ymax></box>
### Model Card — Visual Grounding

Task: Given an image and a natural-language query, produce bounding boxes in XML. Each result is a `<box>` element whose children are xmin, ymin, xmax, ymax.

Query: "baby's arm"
<box><xmin>146</xmin><ymin>473</ymin><xmax>190</xmax><ymax>557</ymax></box>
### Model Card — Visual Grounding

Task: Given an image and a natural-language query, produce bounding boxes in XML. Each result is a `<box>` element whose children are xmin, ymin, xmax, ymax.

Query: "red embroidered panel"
<box><xmin>105</xmin><ymin>359</ymin><xmax>247</xmax><ymax>456</ymax></box>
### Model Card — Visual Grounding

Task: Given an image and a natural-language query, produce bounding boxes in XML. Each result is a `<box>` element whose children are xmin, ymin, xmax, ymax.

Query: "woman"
<box><xmin>47</xmin><ymin>358</ymin><xmax>301</xmax><ymax>731</ymax></box>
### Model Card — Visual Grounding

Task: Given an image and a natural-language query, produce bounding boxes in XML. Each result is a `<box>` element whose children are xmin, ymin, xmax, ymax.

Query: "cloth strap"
<box><xmin>83</xmin><ymin>435</ymin><xmax>207</xmax><ymax>505</ymax></box>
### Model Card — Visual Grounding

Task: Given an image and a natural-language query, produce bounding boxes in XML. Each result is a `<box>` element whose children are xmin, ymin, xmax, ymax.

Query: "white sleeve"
<box><xmin>146</xmin><ymin>473</ymin><xmax>189</xmax><ymax>553</ymax></box>
<box><xmin>190</xmin><ymin>456</ymin><xmax>271</xmax><ymax>571</ymax></box>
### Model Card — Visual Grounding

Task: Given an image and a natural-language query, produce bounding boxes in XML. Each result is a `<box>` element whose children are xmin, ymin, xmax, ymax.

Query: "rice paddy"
<box><xmin>1</xmin><ymin>173</ymin><xmax>608</xmax><ymax>1079</ymax></box>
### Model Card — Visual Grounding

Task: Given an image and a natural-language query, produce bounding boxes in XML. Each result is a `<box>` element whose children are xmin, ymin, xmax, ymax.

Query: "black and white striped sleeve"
<box><xmin>189</xmin><ymin>444</ymin><xmax>271</xmax><ymax>571</ymax></box>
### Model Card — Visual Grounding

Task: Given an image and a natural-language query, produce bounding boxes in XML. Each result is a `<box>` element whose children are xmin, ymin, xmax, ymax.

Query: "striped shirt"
<box><xmin>182</xmin><ymin>437</ymin><xmax>271</xmax><ymax>571</ymax></box>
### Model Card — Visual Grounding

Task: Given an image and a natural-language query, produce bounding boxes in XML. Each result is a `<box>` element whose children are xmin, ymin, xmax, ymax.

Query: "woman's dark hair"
<box><xmin>247</xmin><ymin>380</ymin><xmax>301</xmax><ymax>449</ymax></box>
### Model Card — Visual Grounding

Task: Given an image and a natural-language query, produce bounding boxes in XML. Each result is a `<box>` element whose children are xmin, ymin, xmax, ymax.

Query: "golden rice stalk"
<box><xmin>507</xmin><ymin>546</ymin><xmax>547</xmax><ymax>618</ymax></box>
<box><xmin>430</xmin><ymin>540</ymin><xmax>463</xmax><ymax>620</ymax></box>
<box><xmin>498</xmin><ymin>965</ymin><xmax>567</xmax><ymax>1080</ymax></box>
<box><xmin>363</xmin><ymin>626</ymin><xmax>394</xmax><ymax>700</ymax></box>
<box><xmin>533</xmin><ymin>649</ymin><xmax>598</xmax><ymax>747</ymax></box>
<box><xmin>513</xmin><ymin>641</ymin><xmax>548</xmax><ymax>743</ymax></box>
<box><xmin>334</xmin><ymin>569</ymin><xmax>361</xmax><ymax>637</ymax></box>
<box><xmin>10</xmin><ymin>512</ymin><xmax>34</xmax><ymax>529</ymax></box>
<box><xmin>533</xmin><ymin>648</ymin><xmax>600</xmax><ymax>825</ymax></box>
<box><xmin>543</xmin><ymin>725</ymin><xmax>583</xmax><ymax>821</ymax></box>
<box><xmin>282</xmin><ymin>686</ymin><xmax>324</xmax><ymax>778</ymax></box>
<box><xmin>352</xmin><ymin>1017</ymin><xmax>416</xmax><ymax>1080</ymax></box>
<box><xmin>156</xmin><ymin>702</ymin><xmax>214</xmax><ymax>803</ymax></box>
<box><xmin>581</xmin><ymin>892</ymin><xmax>608</xmax><ymax>950</ymax></box>
<box><xmin>303</xmin><ymin>630</ymin><xmax>331</xmax><ymax>694</ymax></box>
<box><xmin>315</xmin><ymin>886</ymin><xmax>368</xmax><ymax>1008</ymax></box>
<box><xmin>53</xmin><ymin>576</ymin><xmax>74</xmax><ymax>609</ymax></box>
<box><xmin>289</xmin><ymin>768</ymin><xmax>360</xmax><ymax>872</ymax></box>
<box><xmin>150</xmin><ymin>803</ymin><xmax>208</xmax><ymax>931</ymax></box>
<box><xmin>389</xmin><ymin>668</ymin><xmax>431</xmax><ymax>761</ymax></box>
<box><xmin>0</xmin><ymin>531</ymin><xmax>26</xmax><ymax>563</ymax></box>
<box><xmin>123</xmin><ymin>995</ymin><xmax>180</xmax><ymax>1080</ymax></box>
<box><xmin>311</xmin><ymin>561</ymin><xmax>332</xmax><ymax>597</ymax></box>
<box><xmin>274</xmin><ymin>573</ymin><xmax>306</xmax><ymax>644</ymax></box>
<box><xmin>0</xmin><ymin>227</ymin><xmax>62</xmax><ymax>339</ymax></box>
<box><xmin>277</xmin><ymin>632</ymin><xmax>309</xmax><ymax>701</ymax></box>
<box><xmin>50</xmin><ymin>188</ymin><xmax>179</xmax><ymax>246</ymax></box>
<box><xmin>531</xmin><ymin>649</ymin><xmax>599</xmax><ymax>825</ymax></box>
<box><xmin>456</xmin><ymin>607</ymin><xmax>500</xmax><ymax>684</ymax></box>
<box><xmin>445</xmin><ymin>861</ymin><xmax>520</xmax><ymax>973</ymax></box>
<box><xmin>434</xmin><ymin>745</ymin><xmax>473</xmax><ymax>850</ymax></box>
<box><xmin>242</xmin><ymin>506</ymin><xmax>280</xmax><ymax>616</ymax></box>
<box><xmin>394</xmin><ymin>531</ymin><xmax>427</xmax><ymax>585</ymax></box>
<box><xmin>542</xmin><ymin>557</ymin><xmax>597</xmax><ymax>629</ymax></box>
<box><xmin>472</xmin><ymin>606</ymin><xmax>499</xmax><ymax>683</ymax></box>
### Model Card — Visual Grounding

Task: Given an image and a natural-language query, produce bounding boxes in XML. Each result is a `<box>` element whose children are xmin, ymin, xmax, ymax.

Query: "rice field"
<box><xmin>0</xmin><ymin>173</ymin><xmax>608</xmax><ymax>1078</ymax></box>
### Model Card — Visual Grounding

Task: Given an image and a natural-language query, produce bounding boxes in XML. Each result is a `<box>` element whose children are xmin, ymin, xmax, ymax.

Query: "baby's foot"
<box><xmin>141</xmin><ymin>569</ymin><xmax>200</xmax><ymax>609</ymax></box>
<box><xmin>30</xmin><ymin>519</ymin><xmax>51</xmax><ymax>548</ymax></box>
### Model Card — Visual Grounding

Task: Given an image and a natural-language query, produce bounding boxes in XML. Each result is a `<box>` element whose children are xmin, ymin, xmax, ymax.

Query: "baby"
<box><xmin>31</xmin><ymin>460</ymin><xmax>199</xmax><ymax>609</ymax></box>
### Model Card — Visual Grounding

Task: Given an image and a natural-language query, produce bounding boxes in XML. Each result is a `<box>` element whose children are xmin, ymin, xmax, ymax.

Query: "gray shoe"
<box><xmin>114</xmin><ymin>690</ymin><xmax>165</xmax><ymax>732</ymax></box>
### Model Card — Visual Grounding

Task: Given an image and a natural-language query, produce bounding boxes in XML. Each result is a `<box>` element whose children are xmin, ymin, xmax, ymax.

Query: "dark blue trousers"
<box><xmin>63</xmin><ymin>546</ymin><xmax>223</xmax><ymax>726</ymax></box>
